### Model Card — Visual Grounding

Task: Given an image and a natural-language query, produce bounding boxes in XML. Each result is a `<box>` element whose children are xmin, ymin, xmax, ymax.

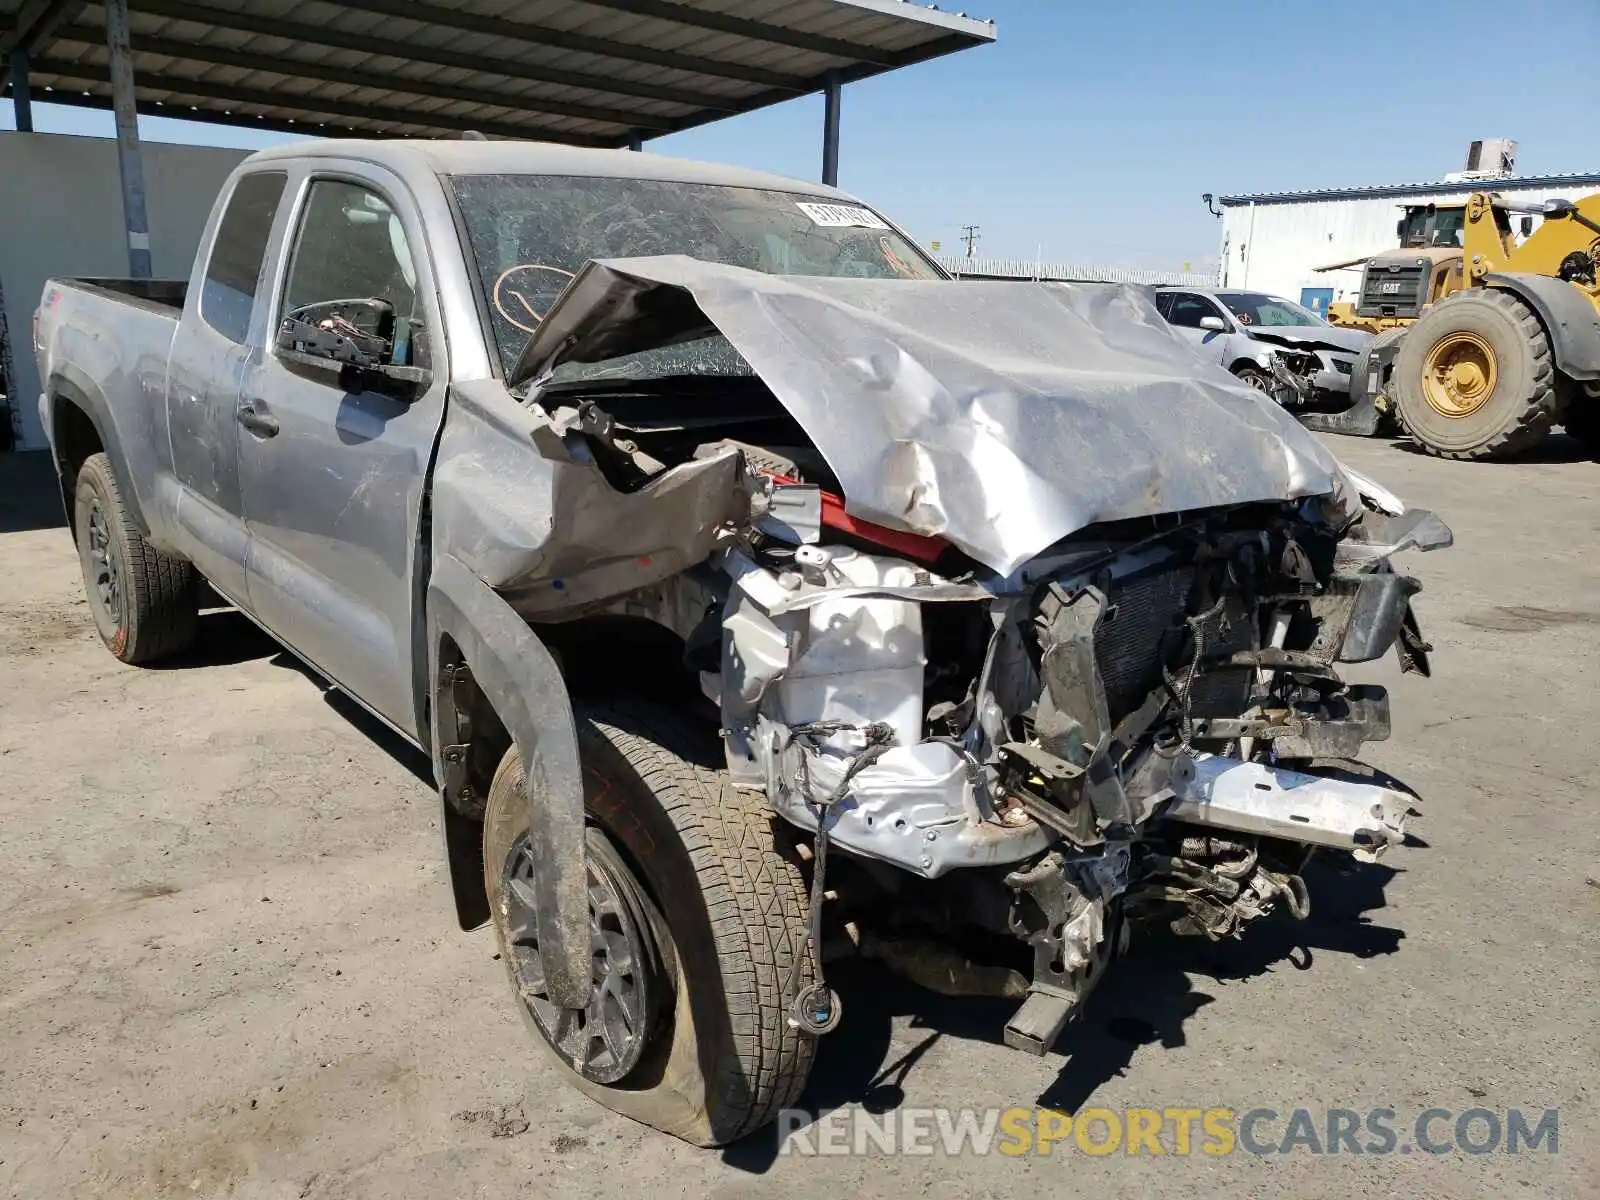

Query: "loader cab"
<box><xmin>1397</xmin><ymin>203</ymin><xmax>1469</xmax><ymax>249</ymax></box>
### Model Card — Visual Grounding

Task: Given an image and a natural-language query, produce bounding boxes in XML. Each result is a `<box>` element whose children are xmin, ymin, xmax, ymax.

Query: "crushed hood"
<box><xmin>1246</xmin><ymin>325</ymin><xmax>1372</xmax><ymax>357</ymax></box>
<box><xmin>514</xmin><ymin>256</ymin><xmax>1353</xmax><ymax>575</ymax></box>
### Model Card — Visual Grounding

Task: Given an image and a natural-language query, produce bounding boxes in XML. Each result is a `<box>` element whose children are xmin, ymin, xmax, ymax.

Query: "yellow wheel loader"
<box><xmin>1308</xmin><ymin>192</ymin><xmax>1600</xmax><ymax>456</ymax></box>
<box><xmin>1391</xmin><ymin>192</ymin><xmax>1600</xmax><ymax>459</ymax></box>
<box><xmin>1324</xmin><ymin>200</ymin><xmax>1478</xmax><ymax>334</ymax></box>
<box><xmin>1307</xmin><ymin>199</ymin><xmax>1494</xmax><ymax>435</ymax></box>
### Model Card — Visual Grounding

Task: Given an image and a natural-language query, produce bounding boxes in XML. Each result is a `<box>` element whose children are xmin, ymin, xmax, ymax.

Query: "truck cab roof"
<box><xmin>242</xmin><ymin>139</ymin><xmax>860</xmax><ymax>199</ymax></box>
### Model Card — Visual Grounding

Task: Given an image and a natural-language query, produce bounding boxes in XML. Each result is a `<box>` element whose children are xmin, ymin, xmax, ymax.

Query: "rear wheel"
<box><xmin>73</xmin><ymin>452</ymin><xmax>197</xmax><ymax>664</ymax></box>
<box><xmin>1393</xmin><ymin>290</ymin><xmax>1562</xmax><ymax>459</ymax></box>
<box><xmin>483</xmin><ymin>700</ymin><xmax>814</xmax><ymax>1145</ymax></box>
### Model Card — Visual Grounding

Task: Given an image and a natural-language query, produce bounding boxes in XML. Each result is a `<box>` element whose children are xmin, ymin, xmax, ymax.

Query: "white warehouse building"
<box><xmin>1215</xmin><ymin>169</ymin><xmax>1600</xmax><ymax>317</ymax></box>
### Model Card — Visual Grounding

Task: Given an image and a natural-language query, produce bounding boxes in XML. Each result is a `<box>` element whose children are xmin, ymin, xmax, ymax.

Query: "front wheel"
<box><xmin>1233</xmin><ymin>365</ymin><xmax>1277</xmax><ymax>398</ymax></box>
<box><xmin>483</xmin><ymin>700</ymin><xmax>815</xmax><ymax>1145</ymax></box>
<box><xmin>1392</xmin><ymin>290</ymin><xmax>1562</xmax><ymax>459</ymax></box>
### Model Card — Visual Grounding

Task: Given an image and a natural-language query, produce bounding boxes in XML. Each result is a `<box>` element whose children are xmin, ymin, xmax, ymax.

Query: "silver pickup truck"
<box><xmin>35</xmin><ymin>140</ymin><xmax>1449</xmax><ymax>1146</ymax></box>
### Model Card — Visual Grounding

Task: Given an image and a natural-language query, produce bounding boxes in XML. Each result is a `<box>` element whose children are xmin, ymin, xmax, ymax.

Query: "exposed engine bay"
<box><xmin>1265</xmin><ymin>345</ymin><xmax>1324</xmax><ymax>407</ymax></box>
<box><xmin>467</xmin><ymin>259</ymin><xmax>1452</xmax><ymax>1054</ymax></box>
<box><xmin>718</xmin><ymin>454</ymin><xmax>1440</xmax><ymax>1051</ymax></box>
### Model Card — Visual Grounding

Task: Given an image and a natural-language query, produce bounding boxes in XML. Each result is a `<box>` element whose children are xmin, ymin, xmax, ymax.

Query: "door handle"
<box><xmin>236</xmin><ymin>400</ymin><xmax>280</xmax><ymax>438</ymax></box>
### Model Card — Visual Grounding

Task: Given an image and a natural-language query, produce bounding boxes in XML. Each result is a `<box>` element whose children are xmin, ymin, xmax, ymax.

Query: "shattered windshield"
<box><xmin>450</xmin><ymin>174</ymin><xmax>942</xmax><ymax>380</ymax></box>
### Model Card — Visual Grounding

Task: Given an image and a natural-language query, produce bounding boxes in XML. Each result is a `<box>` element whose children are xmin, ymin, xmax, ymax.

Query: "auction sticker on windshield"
<box><xmin>795</xmin><ymin>201</ymin><xmax>890</xmax><ymax>229</ymax></box>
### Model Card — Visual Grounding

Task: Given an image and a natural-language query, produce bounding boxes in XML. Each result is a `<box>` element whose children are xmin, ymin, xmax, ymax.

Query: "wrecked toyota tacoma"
<box><xmin>35</xmin><ymin>141</ymin><xmax>1449</xmax><ymax>1146</ymax></box>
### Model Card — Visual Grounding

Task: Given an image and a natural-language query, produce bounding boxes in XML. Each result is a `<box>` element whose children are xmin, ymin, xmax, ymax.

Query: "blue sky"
<box><xmin>5</xmin><ymin>0</ymin><xmax>1597</xmax><ymax>271</ymax></box>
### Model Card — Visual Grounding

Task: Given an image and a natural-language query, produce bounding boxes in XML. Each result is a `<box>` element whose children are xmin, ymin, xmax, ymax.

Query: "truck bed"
<box><xmin>57</xmin><ymin>277</ymin><xmax>188</xmax><ymax>317</ymax></box>
<box><xmin>35</xmin><ymin>275</ymin><xmax>194</xmax><ymax>543</ymax></box>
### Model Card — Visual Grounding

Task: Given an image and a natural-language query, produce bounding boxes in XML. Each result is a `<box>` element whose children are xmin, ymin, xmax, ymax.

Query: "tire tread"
<box><xmin>77</xmin><ymin>453</ymin><xmax>197</xmax><ymax>663</ymax></box>
<box><xmin>1396</xmin><ymin>290</ymin><xmax>1562</xmax><ymax>460</ymax></box>
<box><xmin>585</xmin><ymin>703</ymin><xmax>814</xmax><ymax>1140</ymax></box>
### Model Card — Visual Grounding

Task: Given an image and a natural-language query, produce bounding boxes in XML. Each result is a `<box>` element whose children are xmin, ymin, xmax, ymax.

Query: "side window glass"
<box><xmin>281</xmin><ymin>180</ymin><xmax>424</xmax><ymax>366</ymax></box>
<box><xmin>1154</xmin><ymin>292</ymin><xmax>1174</xmax><ymax>319</ymax></box>
<box><xmin>199</xmin><ymin>172</ymin><xmax>287</xmax><ymax>344</ymax></box>
<box><xmin>1167</xmin><ymin>295</ymin><xmax>1211</xmax><ymax>328</ymax></box>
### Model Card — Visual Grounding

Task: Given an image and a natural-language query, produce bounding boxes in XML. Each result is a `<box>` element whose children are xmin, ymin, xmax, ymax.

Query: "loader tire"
<box><xmin>483</xmin><ymin>699</ymin><xmax>814</xmax><ymax>1146</ymax></box>
<box><xmin>73</xmin><ymin>452</ymin><xmax>197</xmax><ymax>664</ymax></box>
<box><xmin>1393</xmin><ymin>290</ymin><xmax>1562</xmax><ymax>460</ymax></box>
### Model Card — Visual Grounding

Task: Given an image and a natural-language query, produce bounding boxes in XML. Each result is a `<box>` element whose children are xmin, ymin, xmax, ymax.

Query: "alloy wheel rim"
<box><xmin>501</xmin><ymin>835</ymin><xmax>658</xmax><ymax>1084</ymax></box>
<box><xmin>86</xmin><ymin>500</ymin><xmax>121</xmax><ymax>619</ymax></box>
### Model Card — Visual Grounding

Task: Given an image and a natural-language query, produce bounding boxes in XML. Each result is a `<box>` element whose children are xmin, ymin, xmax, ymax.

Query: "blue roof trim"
<box><xmin>1219</xmin><ymin>172</ymin><xmax>1600</xmax><ymax>206</ymax></box>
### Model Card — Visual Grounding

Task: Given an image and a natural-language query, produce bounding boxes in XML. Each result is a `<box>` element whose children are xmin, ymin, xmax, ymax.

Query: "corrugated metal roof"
<box><xmin>0</xmin><ymin>0</ymin><xmax>994</xmax><ymax>144</ymax></box>
<box><xmin>1219</xmin><ymin>172</ymin><xmax>1600</xmax><ymax>207</ymax></box>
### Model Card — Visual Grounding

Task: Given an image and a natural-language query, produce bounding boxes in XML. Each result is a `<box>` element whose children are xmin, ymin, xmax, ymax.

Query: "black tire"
<box><xmin>483</xmin><ymin>700</ymin><xmax>815</xmax><ymax>1146</ymax></box>
<box><xmin>1369</xmin><ymin>326</ymin><xmax>1409</xmax><ymax>357</ymax></box>
<box><xmin>1392</xmin><ymin>290</ymin><xmax>1562</xmax><ymax>460</ymax></box>
<box><xmin>73</xmin><ymin>452</ymin><xmax>197</xmax><ymax>664</ymax></box>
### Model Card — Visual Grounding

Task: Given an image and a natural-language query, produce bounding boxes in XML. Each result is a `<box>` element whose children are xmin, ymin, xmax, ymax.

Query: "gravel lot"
<box><xmin>1</xmin><ymin>435</ymin><xmax>1595</xmax><ymax>1199</ymax></box>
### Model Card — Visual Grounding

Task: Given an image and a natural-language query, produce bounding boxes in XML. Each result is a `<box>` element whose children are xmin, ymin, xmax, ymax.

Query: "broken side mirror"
<box><xmin>274</xmin><ymin>296</ymin><xmax>432</xmax><ymax>398</ymax></box>
<box><xmin>1198</xmin><ymin>315</ymin><xmax>1226</xmax><ymax>332</ymax></box>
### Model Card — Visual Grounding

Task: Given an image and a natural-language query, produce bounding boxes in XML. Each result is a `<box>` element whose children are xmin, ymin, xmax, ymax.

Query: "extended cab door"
<box><xmin>236</xmin><ymin>165</ymin><xmax>447</xmax><ymax>738</ymax></box>
<box><xmin>164</xmin><ymin>170</ymin><xmax>289</xmax><ymax>603</ymax></box>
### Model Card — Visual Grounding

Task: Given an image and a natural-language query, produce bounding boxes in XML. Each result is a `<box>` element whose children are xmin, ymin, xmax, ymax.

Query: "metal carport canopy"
<box><xmin>0</xmin><ymin>0</ymin><xmax>994</xmax><ymax>150</ymax></box>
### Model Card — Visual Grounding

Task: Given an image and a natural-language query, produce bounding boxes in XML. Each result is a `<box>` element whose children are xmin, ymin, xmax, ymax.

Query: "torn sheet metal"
<box><xmin>513</xmin><ymin>257</ymin><xmax>1354</xmax><ymax>575</ymax></box>
<box><xmin>721</xmin><ymin>546</ymin><xmax>993</xmax><ymax>615</ymax></box>
<box><xmin>754</xmin><ymin>721</ymin><xmax>1050</xmax><ymax>877</ymax></box>
<box><xmin>754</xmin><ymin>483</ymin><xmax>822</xmax><ymax>545</ymax></box>
<box><xmin>431</xmin><ymin>378</ymin><xmax>748</xmax><ymax>617</ymax></box>
<box><xmin>1334</xmin><ymin>507</ymin><xmax>1454</xmax><ymax>569</ymax></box>
<box><xmin>1246</xmin><ymin>327</ymin><xmax>1372</xmax><ymax>358</ymax></box>
<box><xmin>718</xmin><ymin>544</ymin><xmax>1047</xmax><ymax>875</ymax></box>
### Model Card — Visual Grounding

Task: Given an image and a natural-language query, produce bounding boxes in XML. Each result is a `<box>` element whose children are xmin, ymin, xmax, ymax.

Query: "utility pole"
<box><xmin>960</xmin><ymin>224</ymin><xmax>980</xmax><ymax>258</ymax></box>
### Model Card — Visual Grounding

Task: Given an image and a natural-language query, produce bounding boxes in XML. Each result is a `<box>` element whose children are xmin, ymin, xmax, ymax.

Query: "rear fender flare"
<box><xmin>1482</xmin><ymin>272</ymin><xmax>1600</xmax><ymax>380</ymax></box>
<box><xmin>427</xmin><ymin>553</ymin><xmax>592</xmax><ymax>1010</ymax></box>
<box><xmin>45</xmin><ymin>369</ymin><xmax>148</xmax><ymax>535</ymax></box>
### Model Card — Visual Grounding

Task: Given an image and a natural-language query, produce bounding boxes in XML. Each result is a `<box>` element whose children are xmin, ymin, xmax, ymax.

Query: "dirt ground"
<box><xmin>1</xmin><ymin>436</ymin><xmax>1596</xmax><ymax>1199</ymax></box>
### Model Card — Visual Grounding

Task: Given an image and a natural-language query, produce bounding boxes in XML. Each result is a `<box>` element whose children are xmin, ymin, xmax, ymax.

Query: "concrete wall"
<box><xmin>1217</xmin><ymin>181</ymin><xmax>1598</xmax><ymax>306</ymax></box>
<box><xmin>0</xmin><ymin>132</ymin><xmax>250</xmax><ymax>450</ymax></box>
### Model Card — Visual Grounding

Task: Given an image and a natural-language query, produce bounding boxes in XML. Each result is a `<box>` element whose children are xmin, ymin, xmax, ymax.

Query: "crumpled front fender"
<box><xmin>427</xmin><ymin>553</ymin><xmax>591</xmax><ymax>1010</ymax></box>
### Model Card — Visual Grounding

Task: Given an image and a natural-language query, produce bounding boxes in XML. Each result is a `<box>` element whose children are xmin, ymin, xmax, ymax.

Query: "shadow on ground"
<box><xmin>145</xmin><ymin>607</ymin><xmax>284</xmax><ymax>670</ymax></box>
<box><xmin>723</xmin><ymin>854</ymin><xmax>1404</xmax><ymax>1173</ymax></box>
<box><xmin>261</xmin><ymin>645</ymin><xmax>435</xmax><ymax>787</ymax></box>
<box><xmin>1379</xmin><ymin>430</ymin><xmax>1596</xmax><ymax>465</ymax></box>
<box><xmin>0</xmin><ymin>451</ymin><xmax>66</xmax><ymax>533</ymax></box>
<box><xmin>147</xmin><ymin>597</ymin><xmax>435</xmax><ymax>787</ymax></box>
